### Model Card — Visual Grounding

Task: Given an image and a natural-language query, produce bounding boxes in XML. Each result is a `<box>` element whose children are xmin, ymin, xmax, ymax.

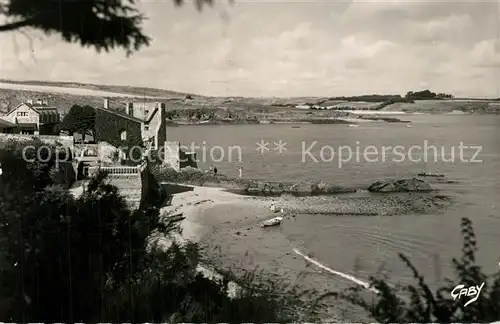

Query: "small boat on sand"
<box><xmin>260</xmin><ymin>216</ymin><xmax>283</xmax><ymax>228</ymax></box>
<box><xmin>406</xmin><ymin>124</ymin><xmax>412</xmax><ymax>128</ymax></box>
<box><xmin>418</xmin><ymin>172</ymin><xmax>445</xmax><ymax>177</ymax></box>
<box><xmin>348</xmin><ymin>124</ymin><xmax>359</xmax><ymax>128</ymax></box>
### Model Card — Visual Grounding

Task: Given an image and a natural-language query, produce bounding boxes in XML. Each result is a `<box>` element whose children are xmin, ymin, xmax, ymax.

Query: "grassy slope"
<box><xmin>382</xmin><ymin>99</ymin><xmax>500</xmax><ymax>113</ymax></box>
<box><xmin>0</xmin><ymin>87</ymin><xmax>306</xmax><ymax>119</ymax></box>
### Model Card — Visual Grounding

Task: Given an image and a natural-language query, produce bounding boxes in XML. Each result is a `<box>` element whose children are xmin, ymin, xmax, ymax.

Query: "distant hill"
<box><xmin>0</xmin><ymin>79</ymin><xmax>197</xmax><ymax>99</ymax></box>
<box><xmin>0</xmin><ymin>80</ymin><xmax>499</xmax><ymax>115</ymax></box>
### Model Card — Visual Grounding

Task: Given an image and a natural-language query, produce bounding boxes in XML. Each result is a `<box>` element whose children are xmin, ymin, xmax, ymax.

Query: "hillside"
<box><xmin>1</xmin><ymin>80</ymin><xmax>499</xmax><ymax>115</ymax></box>
<box><xmin>0</xmin><ymin>88</ymin><xmax>134</xmax><ymax>114</ymax></box>
<box><xmin>382</xmin><ymin>99</ymin><xmax>500</xmax><ymax>114</ymax></box>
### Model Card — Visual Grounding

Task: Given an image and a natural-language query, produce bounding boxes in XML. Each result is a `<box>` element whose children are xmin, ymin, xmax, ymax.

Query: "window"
<box><xmin>144</xmin><ymin>124</ymin><xmax>149</xmax><ymax>131</ymax></box>
<box><xmin>17</xmin><ymin>112</ymin><xmax>28</xmax><ymax>117</ymax></box>
<box><xmin>120</xmin><ymin>130</ymin><xmax>127</xmax><ymax>141</ymax></box>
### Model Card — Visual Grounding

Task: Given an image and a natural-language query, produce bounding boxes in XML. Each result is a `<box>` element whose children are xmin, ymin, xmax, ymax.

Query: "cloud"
<box><xmin>470</xmin><ymin>39</ymin><xmax>500</xmax><ymax>67</ymax></box>
<box><xmin>0</xmin><ymin>1</ymin><xmax>499</xmax><ymax>97</ymax></box>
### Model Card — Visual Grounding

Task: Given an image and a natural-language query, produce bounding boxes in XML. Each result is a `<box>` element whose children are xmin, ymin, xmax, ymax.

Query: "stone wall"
<box><xmin>0</xmin><ymin>134</ymin><xmax>73</xmax><ymax>149</ymax></box>
<box><xmin>163</xmin><ymin>141</ymin><xmax>180</xmax><ymax>171</ymax></box>
<box><xmin>94</xmin><ymin>108</ymin><xmax>143</xmax><ymax>154</ymax></box>
<box><xmin>107</xmin><ymin>174</ymin><xmax>142</xmax><ymax>211</ymax></box>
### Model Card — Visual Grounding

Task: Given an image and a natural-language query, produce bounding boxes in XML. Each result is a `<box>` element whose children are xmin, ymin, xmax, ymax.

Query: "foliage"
<box><xmin>60</xmin><ymin>105</ymin><xmax>97</xmax><ymax>142</ymax></box>
<box><xmin>0</xmin><ymin>142</ymin><xmax>307</xmax><ymax>322</ymax></box>
<box><xmin>329</xmin><ymin>95</ymin><xmax>410</xmax><ymax>103</ymax></box>
<box><xmin>405</xmin><ymin>90</ymin><xmax>454</xmax><ymax>101</ymax></box>
<box><xmin>336</xmin><ymin>217</ymin><xmax>500</xmax><ymax>322</ymax></box>
<box><xmin>164</xmin><ymin>108</ymin><xmax>220</xmax><ymax>121</ymax></box>
<box><xmin>0</xmin><ymin>139</ymin><xmax>68</xmax><ymax>191</ymax></box>
<box><xmin>0</xmin><ymin>0</ymin><xmax>221</xmax><ymax>55</ymax></box>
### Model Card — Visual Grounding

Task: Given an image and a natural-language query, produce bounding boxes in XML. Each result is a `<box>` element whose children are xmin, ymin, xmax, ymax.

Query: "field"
<box><xmin>382</xmin><ymin>99</ymin><xmax>500</xmax><ymax>114</ymax></box>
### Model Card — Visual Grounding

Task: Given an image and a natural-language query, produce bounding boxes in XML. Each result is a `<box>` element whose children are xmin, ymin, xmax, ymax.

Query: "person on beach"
<box><xmin>238</xmin><ymin>166</ymin><xmax>243</xmax><ymax>178</ymax></box>
<box><xmin>270</xmin><ymin>202</ymin><xmax>277</xmax><ymax>212</ymax></box>
<box><xmin>213</xmin><ymin>166</ymin><xmax>218</xmax><ymax>175</ymax></box>
<box><xmin>209</xmin><ymin>165</ymin><xmax>214</xmax><ymax>173</ymax></box>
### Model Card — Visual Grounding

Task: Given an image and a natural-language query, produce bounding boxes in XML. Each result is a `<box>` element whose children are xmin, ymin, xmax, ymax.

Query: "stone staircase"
<box><xmin>87</xmin><ymin>165</ymin><xmax>144</xmax><ymax>211</ymax></box>
<box><xmin>107</xmin><ymin>175</ymin><xmax>142</xmax><ymax>210</ymax></box>
<box><xmin>71</xmin><ymin>144</ymin><xmax>145</xmax><ymax>210</ymax></box>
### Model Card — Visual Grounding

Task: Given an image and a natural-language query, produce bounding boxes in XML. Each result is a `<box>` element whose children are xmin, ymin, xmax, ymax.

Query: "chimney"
<box><xmin>26</xmin><ymin>99</ymin><xmax>33</xmax><ymax>105</ymax></box>
<box><xmin>126</xmin><ymin>102</ymin><xmax>134</xmax><ymax>116</ymax></box>
<box><xmin>36</xmin><ymin>99</ymin><xmax>42</xmax><ymax>105</ymax></box>
<box><xmin>103</xmin><ymin>98</ymin><xmax>109</xmax><ymax>109</ymax></box>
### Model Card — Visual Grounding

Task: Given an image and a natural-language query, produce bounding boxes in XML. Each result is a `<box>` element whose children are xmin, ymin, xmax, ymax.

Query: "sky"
<box><xmin>0</xmin><ymin>0</ymin><xmax>500</xmax><ymax>98</ymax></box>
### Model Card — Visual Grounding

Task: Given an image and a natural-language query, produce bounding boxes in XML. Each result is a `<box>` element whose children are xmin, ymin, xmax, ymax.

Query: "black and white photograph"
<box><xmin>0</xmin><ymin>0</ymin><xmax>499</xmax><ymax>322</ymax></box>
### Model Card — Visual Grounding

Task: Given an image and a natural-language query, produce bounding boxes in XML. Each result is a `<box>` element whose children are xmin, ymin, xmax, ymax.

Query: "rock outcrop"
<box><xmin>368</xmin><ymin>178</ymin><xmax>432</xmax><ymax>193</ymax></box>
<box><xmin>150</xmin><ymin>165</ymin><xmax>355</xmax><ymax>195</ymax></box>
<box><xmin>288</xmin><ymin>180</ymin><xmax>354</xmax><ymax>194</ymax></box>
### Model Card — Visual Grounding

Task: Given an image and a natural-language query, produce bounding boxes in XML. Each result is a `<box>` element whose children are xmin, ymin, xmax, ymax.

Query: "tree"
<box><xmin>333</xmin><ymin>217</ymin><xmax>500</xmax><ymax>322</ymax></box>
<box><xmin>195</xmin><ymin>109</ymin><xmax>203</xmax><ymax>120</ymax></box>
<box><xmin>0</xmin><ymin>142</ymin><xmax>309</xmax><ymax>322</ymax></box>
<box><xmin>165</xmin><ymin>111</ymin><xmax>175</xmax><ymax>120</ymax></box>
<box><xmin>0</xmin><ymin>0</ymin><xmax>220</xmax><ymax>56</ymax></box>
<box><xmin>0</xmin><ymin>139</ymin><xmax>67</xmax><ymax>191</ymax></box>
<box><xmin>60</xmin><ymin>105</ymin><xmax>96</xmax><ymax>143</ymax></box>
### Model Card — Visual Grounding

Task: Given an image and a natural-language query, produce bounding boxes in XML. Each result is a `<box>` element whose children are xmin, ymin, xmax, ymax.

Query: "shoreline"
<box><xmin>165</xmin><ymin>117</ymin><xmax>409</xmax><ymax>126</ymax></box>
<box><xmin>155</xmin><ymin>183</ymin><xmax>453</xmax><ymax>321</ymax></box>
<box><xmin>157</xmin><ymin>185</ymin><xmax>285</xmax><ymax>299</ymax></box>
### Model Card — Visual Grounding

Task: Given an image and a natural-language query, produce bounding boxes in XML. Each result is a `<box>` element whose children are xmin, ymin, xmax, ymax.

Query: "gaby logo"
<box><xmin>451</xmin><ymin>282</ymin><xmax>485</xmax><ymax>307</ymax></box>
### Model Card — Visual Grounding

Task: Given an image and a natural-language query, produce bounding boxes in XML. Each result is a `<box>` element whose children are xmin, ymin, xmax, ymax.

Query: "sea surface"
<box><xmin>168</xmin><ymin>115</ymin><xmax>500</xmax><ymax>291</ymax></box>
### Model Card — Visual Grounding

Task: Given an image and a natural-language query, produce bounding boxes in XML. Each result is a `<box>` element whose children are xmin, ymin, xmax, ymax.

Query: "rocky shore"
<box><xmin>359</xmin><ymin>116</ymin><xmax>411</xmax><ymax>123</ymax></box>
<box><xmin>151</xmin><ymin>166</ymin><xmax>357</xmax><ymax>195</ymax></box>
<box><xmin>151</xmin><ymin>166</ymin><xmax>444</xmax><ymax>196</ymax></box>
<box><xmin>151</xmin><ymin>168</ymin><xmax>457</xmax><ymax>322</ymax></box>
<box><xmin>157</xmin><ymin>182</ymin><xmax>454</xmax><ymax>322</ymax></box>
<box><xmin>160</xmin><ymin>116</ymin><xmax>410</xmax><ymax>126</ymax></box>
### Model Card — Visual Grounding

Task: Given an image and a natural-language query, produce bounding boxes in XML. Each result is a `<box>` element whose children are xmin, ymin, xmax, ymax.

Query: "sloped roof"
<box><xmin>94</xmin><ymin>105</ymin><xmax>144</xmax><ymax>123</ymax></box>
<box><xmin>37</xmin><ymin>109</ymin><xmax>60</xmax><ymax>123</ymax></box>
<box><xmin>28</xmin><ymin>105</ymin><xmax>60</xmax><ymax>124</ymax></box>
<box><xmin>7</xmin><ymin>103</ymin><xmax>59</xmax><ymax>115</ymax></box>
<box><xmin>0</xmin><ymin>118</ymin><xmax>16</xmax><ymax>128</ymax></box>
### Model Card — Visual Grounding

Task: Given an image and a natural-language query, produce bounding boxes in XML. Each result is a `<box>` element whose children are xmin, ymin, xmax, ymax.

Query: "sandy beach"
<box><xmin>158</xmin><ymin>185</ymin><xmax>385</xmax><ymax>321</ymax></box>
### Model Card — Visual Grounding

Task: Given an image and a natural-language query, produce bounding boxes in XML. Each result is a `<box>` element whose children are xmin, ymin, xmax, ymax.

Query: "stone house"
<box><xmin>96</xmin><ymin>99</ymin><xmax>197</xmax><ymax>170</ymax></box>
<box><xmin>62</xmin><ymin>98</ymin><xmax>196</xmax><ymax>171</ymax></box>
<box><xmin>0</xmin><ymin>99</ymin><xmax>60</xmax><ymax>135</ymax></box>
<box><xmin>96</xmin><ymin>98</ymin><xmax>167</xmax><ymax>151</ymax></box>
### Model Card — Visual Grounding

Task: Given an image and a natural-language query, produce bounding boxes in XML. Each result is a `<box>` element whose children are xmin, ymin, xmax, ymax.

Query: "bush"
<box><xmin>334</xmin><ymin>217</ymin><xmax>500</xmax><ymax>322</ymax></box>
<box><xmin>0</xmin><ymin>143</ymin><xmax>310</xmax><ymax>322</ymax></box>
<box><xmin>0</xmin><ymin>139</ymin><xmax>68</xmax><ymax>191</ymax></box>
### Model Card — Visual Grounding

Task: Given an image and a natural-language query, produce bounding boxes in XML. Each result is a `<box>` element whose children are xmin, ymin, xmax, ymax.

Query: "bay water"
<box><xmin>168</xmin><ymin>115</ymin><xmax>500</xmax><ymax>289</ymax></box>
